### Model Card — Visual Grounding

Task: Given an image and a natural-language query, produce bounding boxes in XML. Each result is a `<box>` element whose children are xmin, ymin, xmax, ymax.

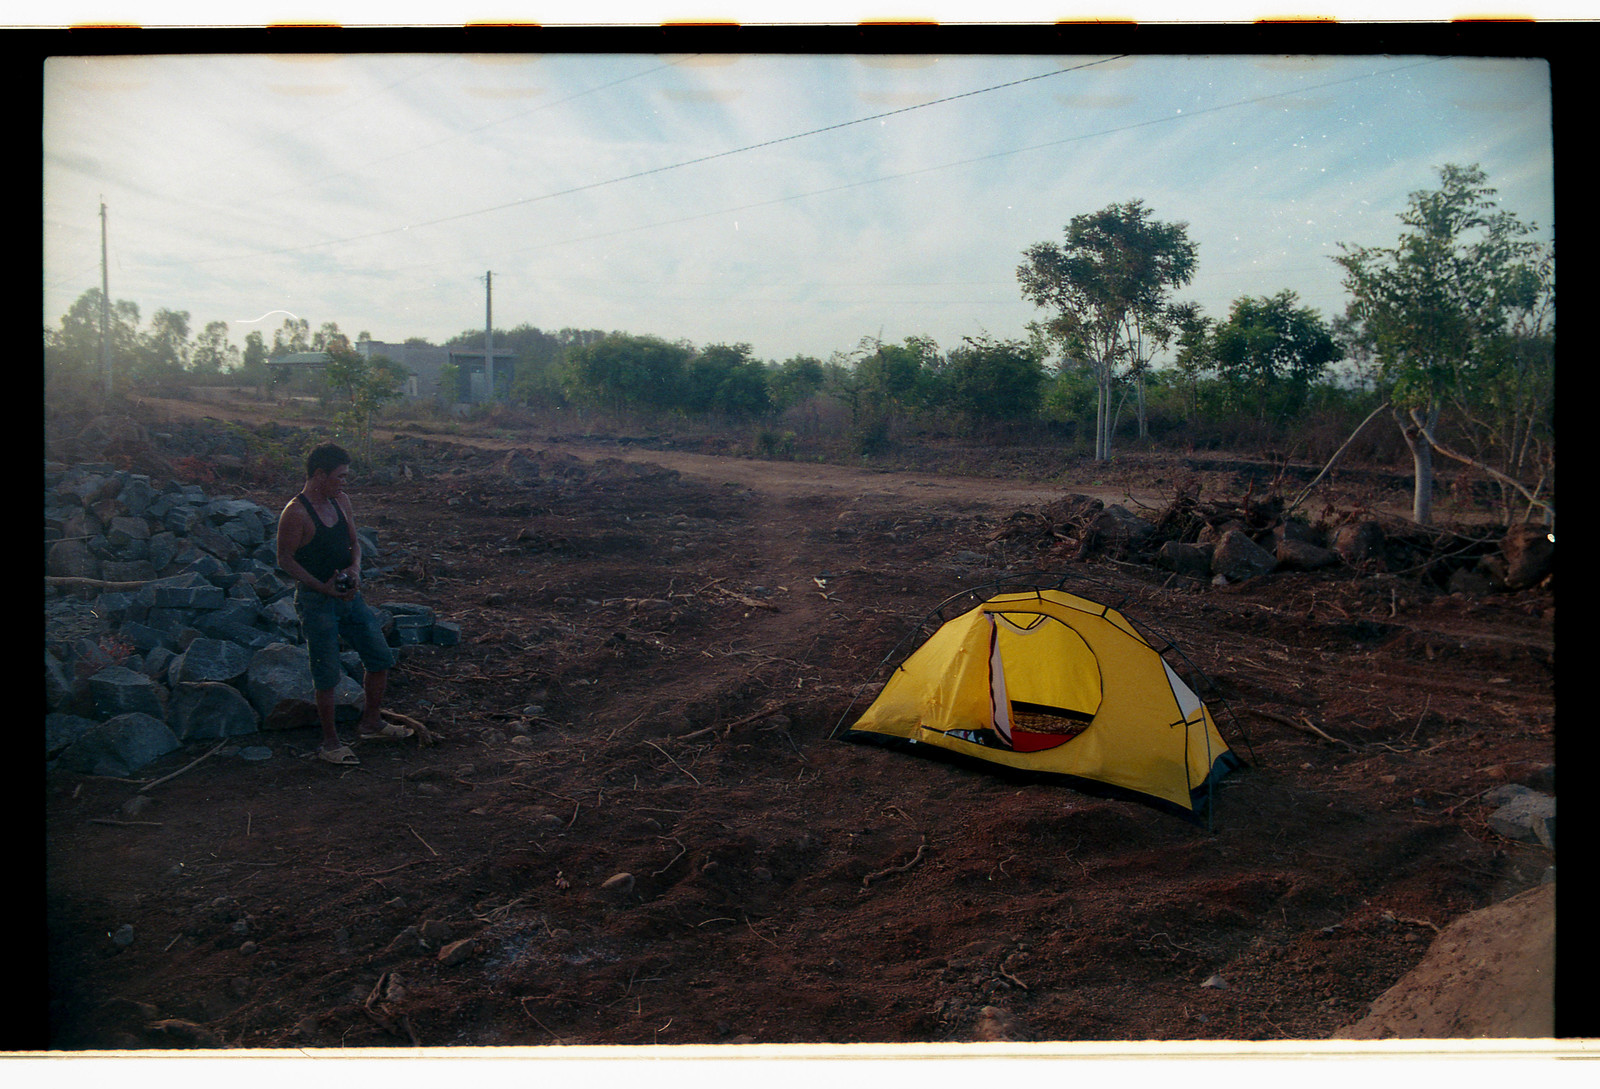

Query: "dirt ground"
<box><xmin>42</xmin><ymin>396</ymin><xmax>1564</xmax><ymax>1052</ymax></box>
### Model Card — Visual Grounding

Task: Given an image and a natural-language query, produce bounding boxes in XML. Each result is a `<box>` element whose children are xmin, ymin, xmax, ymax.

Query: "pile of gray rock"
<box><xmin>44</xmin><ymin>461</ymin><xmax>458</xmax><ymax>777</ymax></box>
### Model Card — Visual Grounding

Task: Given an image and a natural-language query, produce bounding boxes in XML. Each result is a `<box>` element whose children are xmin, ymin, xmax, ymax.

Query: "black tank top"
<box><xmin>293</xmin><ymin>493</ymin><xmax>354</xmax><ymax>582</ymax></box>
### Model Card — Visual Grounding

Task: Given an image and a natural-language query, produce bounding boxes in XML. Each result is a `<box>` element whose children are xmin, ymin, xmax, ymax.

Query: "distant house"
<box><xmin>354</xmin><ymin>340</ymin><xmax>515</xmax><ymax>403</ymax></box>
<box><xmin>447</xmin><ymin>347</ymin><xmax>517</xmax><ymax>403</ymax></box>
<box><xmin>265</xmin><ymin>351</ymin><xmax>332</xmax><ymax>390</ymax></box>
<box><xmin>354</xmin><ymin>341</ymin><xmax>448</xmax><ymax>401</ymax></box>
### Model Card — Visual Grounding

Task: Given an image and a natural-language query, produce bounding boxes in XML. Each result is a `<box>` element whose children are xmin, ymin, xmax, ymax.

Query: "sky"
<box><xmin>41</xmin><ymin>34</ymin><xmax>1557</xmax><ymax>369</ymax></box>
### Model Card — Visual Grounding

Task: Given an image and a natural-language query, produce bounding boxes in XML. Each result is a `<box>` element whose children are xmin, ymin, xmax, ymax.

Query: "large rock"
<box><xmin>169</xmin><ymin>682</ymin><xmax>260</xmax><ymax>741</ymax></box>
<box><xmin>119</xmin><ymin>620</ymin><xmax>176</xmax><ymax>656</ymax></box>
<box><xmin>47</xmin><ymin>538</ymin><xmax>100</xmax><ymax>579</ymax></box>
<box><xmin>1447</xmin><ymin>565</ymin><xmax>1494</xmax><ymax>596</ymax></box>
<box><xmin>1210</xmin><ymin>528</ymin><xmax>1277</xmax><ymax>582</ymax></box>
<box><xmin>1484</xmin><ymin>785</ymin><xmax>1555</xmax><ymax>848</ymax></box>
<box><xmin>192</xmin><ymin>613</ymin><xmax>281</xmax><ymax>651</ymax></box>
<box><xmin>1274</xmin><ymin>519</ymin><xmax>1324</xmax><ymax>546</ymax></box>
<box><xmin>1332</xmin><ymin>520</ymin><xmax>1386</xmax><ymax>566</ymax></box>
<box><xmin>206</xmin><ymin>498</ymin><xmax>269</xmax><ymax>523</ymax></box>
<box><xmin>148</xmin><ymin>530</ymin><xmax>181</xmax><ymax>572</ymax></box>
<box><xmin>188</xmin><ymin>524</ymin><xmax>242</xmax><ymax>564</ymax></box>
<box><xmin>118</xmin><ymin>475</ymin><xmax>157</xmax><ymax>516</ymax></box>
<box><xmin>1275</xmin><ymin>537</ymin><xmax>1338</xmax><ymax>571</ymax></box>
<box><xmin>46</xmin><ymin>713</ymin><xmax>97</xmax><ymax>758</ymax></box>
<box><xmin>1497</xmin><ymin>526</ymin><xmax>1553</xmax><ymax>590</ymax></box>
<box><xmin>87</xmin><ymin>665</ymin><xmax>169</xmax><ymax>720</ymax></box>
<box><xmin>1086</xmin><ymin>504</ymin><xmax>1156</xmax><ymax>556</ymax></box>
<box><xmin>245</xmin><ymin>642</ymin><xmax>363</xmax><ymax>729</ymax></box>
<box><xmin>56</xmin><ymin>712</ymin><xmax>181</xmax><ymax>776</ymax></box>
<box><xmin>168</xmin><ymin>636</ymin><xmax>253</xmax><ymax>686</ymax></box>
<box><xmin>262</xmin><ymin>597</ymin><xmax>300</xmax><ymax>631</ymax></box>
<box><xmin>1155</xmin><ymin>541</ymin><xmax>1213</xmax><ymax>580</ymax></box>
<box><xmin>499</xmin><ymin>450</ymin><xmax>544</xmax><ymax>480</ymax></box>
<box><xmin>99</xmin><ymin>559</ymin><xmax>159</xmax><ymax>582</ymax></box>
<box><xmin>57</xmin><ymin>469</ymin><xmax>119</xmax><ymax>506</ymax></box>
<box><xmin>45</xmin><ymin>650</ymin><xmax>75</xmax><ymax>711</ymax></box>
<box><xmin>151</xmin><ymin>582</ymin><xmax>226</xmax><ymax>611</ymax></box>
<box><xmin>74</xmin><ymin>416</ymin><xmax>152</xmax><ymax>461</ymax></box>
<box><xmin>218</xmin><ymin>514</ymin><xmax>267</xmax><ymax>550</ymax></box>
<box><xmin>105</xmin><ymin>515</ymin><xmax>152</xmax><ymax>551</ymax></box>
<box><xmin>133</xmin><ymin>572</ymin><xmax>210</xmax><ymax>608</ymax></box>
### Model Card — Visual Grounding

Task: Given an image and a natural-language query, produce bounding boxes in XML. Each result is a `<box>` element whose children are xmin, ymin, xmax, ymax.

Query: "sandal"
<box><xmin>356</xmin><ymin>723</ymin><xmax>414</xmax><ymax>742</ymax></box>
<box><xmin>318</xmin><ymin>744</ymin><xmax>360</xmax><ymax>766</ymax></box>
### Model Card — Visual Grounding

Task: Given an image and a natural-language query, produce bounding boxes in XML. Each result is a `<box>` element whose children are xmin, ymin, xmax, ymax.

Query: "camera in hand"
<box><xmin>334</xmin><ymin>572</ymin><xmax>354</xmax><ymax>592</ymax></box>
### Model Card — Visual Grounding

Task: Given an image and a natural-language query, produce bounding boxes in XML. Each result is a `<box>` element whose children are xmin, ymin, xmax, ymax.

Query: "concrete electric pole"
<box><xmin>100</xmin><ymin>202</ymin><xmax>112</xmax><ymax>398</ymax></box>
<box><xmin>484</xmin><ymin>270</ymin><xmax>494</xmax><ymax>401</ymax></box>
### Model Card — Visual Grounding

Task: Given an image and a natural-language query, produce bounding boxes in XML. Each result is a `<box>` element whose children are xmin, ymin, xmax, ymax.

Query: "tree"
<box><xmin>846</xmin><ymin>336</ymin><xmax>934</xmax><ymax>453</ymax></box>
<box><xmin>132</xmin><ymin>307</ymin><xmax>194</xmax><ymax>390</ymax></box>
<box><xmin>767</xmin><ymin>354</ymin><xmax>826</xmax><ymax>413</ymax></box>
<box><xmin>685</xmin><ymin>343</ymin><xmax>772</xmax><ymax>417</ymax></box>
<box><xmin>191</xmin><ymin>320</ymin><xmax>240</xmax><ymax>376</ymax></box>
<box><xmin>1212</xmin><ymin>290</ymin><xmax>1342</xmax><ymax>421</ymax></box>
<box><xmin>1335</xmin><ymin>163</ymin><xmax>1554</xmax><ymax>524</ymax></box>
<box><xmin>943</xmin><ymin>335</ymin><xmax>1046</xmax><ymax>431</ymax></box>
<box><xmin>312</xmin><ymin>321</ymin><xmax>345</xmax><ymax>351</ymax></box>
<box><xmin>272</xmin><ymin>316</ymin><xmax>311</xmax><ymax>355</ymax></box>
<box><xmin>1168</xmin><ymin>301</ymin><xmax>1215</xmax><ymax>423</ymax></box>
<box><xmin>1121</xmin><ymin>300</ymin><xmax>1189</xmax><ymax>441</ymax></box>
<box><xmin>1018</xmin><ymin>200</ymin><xmax>1198</xmax><ymax>460</ymax></box>
<box><xmin>323</xmin><ymin>344</ymin><xmax>406</xmax><ymax>458</ymax></box>
<box><xmin>855</xmin><ymin>338</ymin><xmax>927</xmax><ymax>407</ymax></box>
<box><xmin>567</xmin><ymin>333</ymin><xmax>691</xmax><ymax>414</ymax></box>
<box><xmin>44</xmin><ymin>288</ymin><xmax>143</xmax><ymax>399</ymax></box>
<box><xmin>240</xmin><ymin>330</ymin><xmax>269</xmax><ymax>387</ymax></box>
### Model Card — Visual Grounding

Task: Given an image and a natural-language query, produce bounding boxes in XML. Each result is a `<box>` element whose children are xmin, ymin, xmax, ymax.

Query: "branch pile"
<box><xmin>985</xmin><ymin>485</ymin><xmax>1552</xmax><ymax>596</ymax></box>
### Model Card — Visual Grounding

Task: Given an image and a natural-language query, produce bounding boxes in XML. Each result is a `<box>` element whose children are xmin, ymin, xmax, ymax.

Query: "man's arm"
<box><xmin>335</xmin><ymin>493</ymin><xmax>363</xmax><ymax>588</ymax></box>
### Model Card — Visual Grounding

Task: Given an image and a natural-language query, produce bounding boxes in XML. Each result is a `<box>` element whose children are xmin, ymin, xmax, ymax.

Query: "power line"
<box><xmin>415</xmin><ymin>57</ymin><xmax>1445</xmax><ymax>272</ymax></box>
<box><xmin>255</xmin><ymin>54</ymin><xmax>695</xmax><ymax>204</ymax></box>
<box><xmin>196</xmin><ymin>55</ymin><xmax>1128</xmax><ymax>265</ymax></box>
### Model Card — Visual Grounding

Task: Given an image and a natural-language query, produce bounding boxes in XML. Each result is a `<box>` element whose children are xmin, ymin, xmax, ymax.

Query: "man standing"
<box><xmin>276</xmin><ymin>441</ymin><xmax>408</xmax><ymax>765</ymax></box>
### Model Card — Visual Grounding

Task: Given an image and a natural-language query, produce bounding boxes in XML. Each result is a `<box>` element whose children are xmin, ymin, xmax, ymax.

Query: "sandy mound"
<box><xmin>1333</xmin><ymin>882</ymin><xmax>1554</xmax><ymax>1039</ymax></box>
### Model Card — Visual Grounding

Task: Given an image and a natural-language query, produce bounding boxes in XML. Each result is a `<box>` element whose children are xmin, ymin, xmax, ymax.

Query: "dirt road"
<box><xmin>136</xmin><ymin>393</ymin><xmax>1170</xmax><ymax>511</ymax></box>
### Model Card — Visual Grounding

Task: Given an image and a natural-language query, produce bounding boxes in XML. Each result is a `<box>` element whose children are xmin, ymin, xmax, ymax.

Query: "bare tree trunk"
<box><xmin>1092</xmin><ymin>364</ymin><xmax>1104</xmax><ymax>461</ymax></box>
<box><xmin>1397</xmin><ymin>404</ymin><xmax>1439</xmax><ymax>525</ymax></box>
<box><xmin>1096</xmin><ymin>367</ymin><xmax>1113</xmax><ymax>461</ymax></box>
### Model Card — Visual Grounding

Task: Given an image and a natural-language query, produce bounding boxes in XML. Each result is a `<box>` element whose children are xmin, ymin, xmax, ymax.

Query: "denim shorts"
<box><xmin>295</xmin><ymin>587</ymin><xmax>398</xmax><ymax>691</ymax></box>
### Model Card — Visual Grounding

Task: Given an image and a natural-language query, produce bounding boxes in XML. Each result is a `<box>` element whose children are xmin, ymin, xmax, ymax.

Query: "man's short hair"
<box><xmin>306</xmin><ymin>441</ymin><xmax>352</xmax><ymax>479</ymax></box>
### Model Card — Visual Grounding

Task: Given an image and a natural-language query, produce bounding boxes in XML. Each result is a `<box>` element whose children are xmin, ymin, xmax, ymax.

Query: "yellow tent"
<box><xmin>841</xmin><ymin>587</ymin><xmax>1240</xmax><ymax>820</ymax></box>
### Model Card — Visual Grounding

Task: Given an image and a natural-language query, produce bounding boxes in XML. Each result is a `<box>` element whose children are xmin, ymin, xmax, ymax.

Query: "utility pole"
<box><xmin>100</xmin><ymin>201</ymin><xmax>112</xmax><ymax>398</ymax></box>
<box><xmin>484</xmin><ymin>270</ymin><xmax>494</xmax><ymax>402</ymax></box>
